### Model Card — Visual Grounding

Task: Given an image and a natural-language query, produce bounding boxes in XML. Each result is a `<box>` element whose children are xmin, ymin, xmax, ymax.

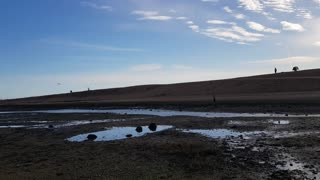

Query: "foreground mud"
<box><xmin>0</xmin><ymin>111</ymin><xmax>319</xmax><ymax>179</ymax></box>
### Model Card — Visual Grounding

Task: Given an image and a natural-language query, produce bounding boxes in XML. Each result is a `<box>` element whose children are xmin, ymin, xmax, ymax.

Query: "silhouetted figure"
<box><xmin>293</xmin><ymin>66</ymin><xmax>299</xmax><ymax>72</ymax></box>
<box><xmin>70</xmin><ymin>90</ymin><xmax>73</xmax><ymax>93</ymax></box>
<box><xmin>274</xmin><ymin>68</ymin><xmax>277</xmax><ymax>74</ymax></box>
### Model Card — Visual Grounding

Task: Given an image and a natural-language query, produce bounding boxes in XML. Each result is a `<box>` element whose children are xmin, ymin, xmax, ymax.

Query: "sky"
<box><xmin>1</xmin><ymin>0</ymin><xmax>320</xmax><ymax>99</ymax></box>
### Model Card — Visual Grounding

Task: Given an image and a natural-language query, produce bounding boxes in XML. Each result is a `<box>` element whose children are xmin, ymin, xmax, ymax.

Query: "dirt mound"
<box><xmin>2</xmin><ymin>69</ymin><xmax>320</xmax><ymax>105</ymax></box>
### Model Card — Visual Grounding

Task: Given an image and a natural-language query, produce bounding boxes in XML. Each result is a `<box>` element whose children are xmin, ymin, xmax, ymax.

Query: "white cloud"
<box><xmin>224</xmin><ymin>6</ymin><xmax>245</xmax><ymax>19</ymax></box>
<box><xmin>132</xmin><ymin>11</ymin><xmax>172</xmax><ymax>21</ymax></box>
<box><xmin>202</xmin><ymin>25</ymin><xmax>264</xmax><ymax>43</ymax></box>
<box><xmin>81</xmin><ymin>2</ymin><xmax>112</xmax><ymax>11</ymax></box>
<box><xmin>223</xmin><ymin>6</ymin><xmax>233</xmax><ymax>13</ymax></box>
<box><xmin>314</xmin><ymin>41</ymin><xmax>320</xmax><ymax>46</ymax></box>
<box><xmin>176</xmin><ymin>17</ymin><xmax>187</xmax><ymax>20</ymax></box>
<box><xmin>296</xmin><ymin>9</ymin><xmax>313</xmax><ymax>19</ymax></box>
<box><xmin>238</xmin><ymin>0</ymin><xmax>263</xmax><ymax>12</ymax></box>
<box><xmin>186</xmin><ymin>21</ymin><xmax>194</xmax><ymax>24</ymax></box>
<box><xmin>246</xmin><ymin>56</ymin><xmax>319</xmax><ymax>65</ymax></box>
<box><xmin>207</xmin><ymin>20</ymin><xmax>235</xmax><ymax>25</ymax></box>
<box><xmin>130</xmin><ymin>64</ymin><xmax>163</xmax><ymax>72</ymax></box>
<box><xmin>234</xmin><ymin>14</ymin><xmax>246</xmax><ymax>19</ymax></box>
<box><xmin>281</xmin><ymin>21</ymin><xmax>305</xmax><ymax>32</ymax></box>
<box><xmin>263</xmin><ymin>0</ymin><xmax>295</xmax><ymax>13</ymax></box>
<box><xmin>189</xmin><ymin>25</ymin><xmax>200</xmax><ymax>32</ymax></box>
<box><xmin>247</xmin><ymin>21</ymin><xmax>280</xmax><ymax>33</ymax></box>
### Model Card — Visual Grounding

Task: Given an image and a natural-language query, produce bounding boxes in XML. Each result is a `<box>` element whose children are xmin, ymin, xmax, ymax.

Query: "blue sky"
<box><xmin>1</xmin><ymin>0</ymin><xmax>320</xmax><ymax>99</ymax></box>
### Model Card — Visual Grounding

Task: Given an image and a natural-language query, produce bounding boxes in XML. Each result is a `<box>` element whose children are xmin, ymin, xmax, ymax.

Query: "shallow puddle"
<box><xmin>179</xmin><ymin>129</ymin><xmax>265</xmax><ymax>139</ymax></box>
<box><xmin>270</xmin><ymin>120</ymin><xmax>290</xmax><ymax>125</ymax></box>
<box><xmin>67</xmin><ymin>125</ymin><xmax>174</xmax><ymax>142</ymax></box>
<box><xmin>0</xmin><ymin>125</ymin><xmax>26</xmax><ymax>129</ymax></box>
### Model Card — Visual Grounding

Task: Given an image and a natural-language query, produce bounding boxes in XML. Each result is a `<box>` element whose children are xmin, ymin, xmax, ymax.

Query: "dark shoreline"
<box><xmin>1</xmin><ymin>102</ymin><xmax>320</xmax><ymax>114</ymax></box>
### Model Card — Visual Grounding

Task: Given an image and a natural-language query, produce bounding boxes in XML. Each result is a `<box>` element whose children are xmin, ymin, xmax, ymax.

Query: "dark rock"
<box><xmin>126</xmin><ymin>134</ymin><xmax>133</xmax><ymax>138</ymax></box>
<box><xmin>87</xmin><ymin>134</ymin><xmax>97</xmax><ymax>141</ymax></box>
<box><xmin>48</xmin><ymin>125</ymin><xmax>54</xmax><ymax>129</ymax></box>
<box><xmin>148</xmin><ymin>123</ymin><xmax>157</xmax><ymax>131</ymax></box>
<box><xmin>136</xmin><ymin>126</ymin><xmax>143</xmax><ymax>133</ymax></box>
<box><xmin>285</xmin><ymin>113</ymin><xmax>289</xmax><ymax>117</ymax></box>
<box><xmin>239</xmin><ymin>135</ymin><xmax>244</xmax><ymax>139</ymax></box>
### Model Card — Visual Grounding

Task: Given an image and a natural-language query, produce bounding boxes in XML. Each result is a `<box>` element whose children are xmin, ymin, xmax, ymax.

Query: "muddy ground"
<box><xmin>0</xmin><ymin>111</ymin><xmax>320</xmax><ymax>179</ymax></box>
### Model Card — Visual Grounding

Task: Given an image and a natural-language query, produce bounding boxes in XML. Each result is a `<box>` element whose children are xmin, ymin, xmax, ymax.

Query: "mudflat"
<box><xmin>0</xmin><ymin>110</ymin><xmax>319</xmax><ymax>179</ymax></box>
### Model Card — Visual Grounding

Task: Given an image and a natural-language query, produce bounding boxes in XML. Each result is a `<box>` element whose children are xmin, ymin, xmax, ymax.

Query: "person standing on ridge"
<box><xmin>274</xmin><ymin>68</ymin><xmax>277</xmax><ymax>74</ymax></box>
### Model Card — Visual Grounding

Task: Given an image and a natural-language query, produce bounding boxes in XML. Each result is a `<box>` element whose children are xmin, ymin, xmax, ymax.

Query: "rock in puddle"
<box><xmin>135</xmin><ymin>126</ymin><xmax>143</xmax><ymax>133</ymax></box>
<box><xmin>148</xmin><ymin>123</ymin><xmax>157</xmax><ymax>131</ymax></box>
<box><xmin>87</xmin><ymin>134</ymin><xmax>97</xmax><ymax>141</ymax></box>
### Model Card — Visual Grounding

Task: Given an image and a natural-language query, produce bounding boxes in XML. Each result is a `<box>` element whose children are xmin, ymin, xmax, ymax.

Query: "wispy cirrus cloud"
<box><xmin>201</xmin><ymin>0</ymin><xmax>219</xmax><ymax>2</ymax></box>
<box><xmin>223</xmin><ymin>6</ymin><xmax>246</xmax><ymax>20</ymax></box>
<box><xmin>202</xmin><ymin>25</ymin><xmax>264</xmax><ymax>44</ymax></box>
<box><xmin>247</xmin><ymin>21</ymin><xmax>280</xmax><ymax>33</ymax></box>
<box><xmin>81</xmin><ymin>1</ymin><xmax>112</xmax><ymax>11</ymax></box>
<box><xmin>176</xmin><ymin>16</ymin><xmax>187</xmax><ymax>20</ymax></box>
<box><xmin>263</xmin><ymin>0</ymin><xmax>295</xmax><ymax>13</ymax></box>
<box><xmin>129</xmin><ymin>0</ymin><xmax>318</xmax><ymax>46</ymax></box>
<box><xmin>132</xmin><ymin>11</ymin><xmax>172</xmax><ymax>21</ymax></box>
<box><xmin>207</xmin><ymin>20</ymin><xmax>235</xmax><ymax>25</ymax></box>
<box><xmin>296</xmin><ymin>9</ymin><xmax>313</xmax><ymax>19</ymax></box>
<box><xmin>42</xmin><ymin>39</ymin><xmax>143</xmax><ymax>52</ymax></box>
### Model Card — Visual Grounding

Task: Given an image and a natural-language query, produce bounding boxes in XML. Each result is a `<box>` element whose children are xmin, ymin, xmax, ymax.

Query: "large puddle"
<box><xmin>0</xmin><ymin>109</ymin><xmax>317</xmax><ymax>118</ymax></box>
<box><xmin>67</xmin><ymin>125</ymin><xmax>174</xmax><ymax>142</ymax></box>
